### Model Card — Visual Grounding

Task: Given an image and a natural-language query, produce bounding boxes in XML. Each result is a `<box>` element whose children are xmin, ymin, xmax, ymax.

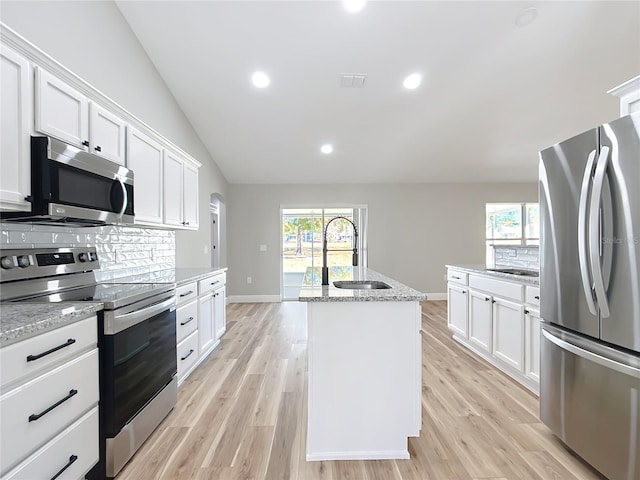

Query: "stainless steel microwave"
<box><xmin>2</xmin><ymin>136</ymin><xmax>134</xmax><ymax>226</ymax></box>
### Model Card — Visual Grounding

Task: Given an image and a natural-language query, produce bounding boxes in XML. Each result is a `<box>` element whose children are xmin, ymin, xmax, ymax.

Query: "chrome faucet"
<box><xmin>322</xmin><ymin>216</ymin><xmax>359</xmax><ymax>286</ymax></box>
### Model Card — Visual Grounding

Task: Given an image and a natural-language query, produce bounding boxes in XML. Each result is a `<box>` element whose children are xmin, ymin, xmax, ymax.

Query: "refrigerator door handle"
<box><xmin>589</xmin><ymin>146</ymin><xmax>611</xmax><ymax>318</ymax></box>
<box><xmin>542</xmin><ymin>328</ymin><xmax>640</xmax><ymax>379</ymax></box>
<box><xmin>578</xmin><ymin>149</ymin><xmax>598</xmax><ymax>315</ymax></box>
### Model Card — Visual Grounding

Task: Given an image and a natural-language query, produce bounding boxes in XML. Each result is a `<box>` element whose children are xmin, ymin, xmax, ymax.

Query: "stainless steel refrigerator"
<box><xmin>539</xmin><ymin>111</ymin><xmax>640</xmax><ymax>480</ymax></box>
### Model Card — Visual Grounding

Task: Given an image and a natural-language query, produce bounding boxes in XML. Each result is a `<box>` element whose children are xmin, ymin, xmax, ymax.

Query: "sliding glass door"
<box><xmin>281</xmin><ymin>206</ymin><xmax>367</xmax><ymax>300</ymax></box>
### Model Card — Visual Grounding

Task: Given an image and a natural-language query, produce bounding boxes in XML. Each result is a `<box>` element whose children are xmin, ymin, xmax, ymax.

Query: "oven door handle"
<box><xmin>108</xmin><ymin>296</ymin><xmax>175</xmax><ymax>334</ymax></box>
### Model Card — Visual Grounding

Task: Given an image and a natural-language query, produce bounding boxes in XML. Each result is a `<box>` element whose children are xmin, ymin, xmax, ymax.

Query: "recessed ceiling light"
<box><xmin>515</xmin><ymin>7</ymin><xmax>538</xmax><ymax>27</ymax></box>
<box><xmin>344</xmin><ymin>0</ymin><xmax>366</xmax><ymax>13</ymax></box>
<box><xmin>321</xmin><ymin>144</ymin><xmax>333</xmax><ymax>154</ymax></box>
<box><xmin>251</xmin><ymin>71</ymin><xmax>270</xmax><ymax>88</ymax></box>
<box><xmin>403</xmin><ymin>73</ymin><xmax>422</xmax><ymax>90</ymax></box>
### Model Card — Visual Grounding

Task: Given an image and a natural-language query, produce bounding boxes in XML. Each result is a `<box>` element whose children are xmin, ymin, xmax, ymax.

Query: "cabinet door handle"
<box><xmin>485</xmin><ymin>297</ymin><xmax>491</xmax><ymax>301</ymax></box>
<box><xmin>81</xmin><ymin>140</ymin><xmax>89</xmax><ymax>147</ymax></box>
<box><xmin>180</xmin><ymin>316</ymin><xmax>194</xmax><ymax>326</ymax></box>
<box><xmin>534</xmin><ymin>295</ymin><xmax>540</xmax><ymax>300</ymax></box>
<box><xmin>461</xmin><ymin>290</ymin><xmax>467</xmax><ymax>294</ymax></box>
<box><xmin>525</xmin><ymin>309</ymin><xmax>530</xmax><ymax>314</ymax></box>
<box><xmin>181</xmin><ymin>349</ymin><xmax>194</xmax><ymax>361</ymax></box>
<box><xmin>94</xmin><ymin>145</ymin><xmax>102</xmax><ymax>152</ymax></box>
<box><xmin>179</xmin><ymin>290</ymin><xmax>194</xmax><ymax>298</ymax></box>
<box><xmin>492</xmin><ymin>300</ymin><xmax>496</xmax><ymax>304</ymax></box>
<box><xmin>27</xmin><ymin>338</ymin><xmax>76</xmax><ymax>362</ymax></box>
<box><xmin>50</xmin><ymin>455</ymin><xmax>78</xmax><ymax>480</ymax></box>
<box><xmin>29</xmin><ymin>389</ymin><xmax>78</xmax><ymax>422</ymax></box>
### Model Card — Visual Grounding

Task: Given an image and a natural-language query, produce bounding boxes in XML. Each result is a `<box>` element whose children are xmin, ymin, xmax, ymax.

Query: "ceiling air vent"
<box><xmin>340</xmin><ymin>74</ymin><xmax>367</xmax><ymax>87</ymax></box>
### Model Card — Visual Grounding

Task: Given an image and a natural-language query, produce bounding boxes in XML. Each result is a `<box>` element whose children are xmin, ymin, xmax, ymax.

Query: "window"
<box><xmin>281</xmin><ymin>206</ymin><xmax>368</xmax><ymax>300</ymax></box>
<box><xmin>486</xmin><ymin>203</ymin><xmax>539</xmax><ymax>264</ymax></box>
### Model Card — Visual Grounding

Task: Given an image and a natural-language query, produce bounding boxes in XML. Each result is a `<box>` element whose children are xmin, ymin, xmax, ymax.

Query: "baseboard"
<box><xmin>227</xmin><ymin>295</ymin><xmax>281</xmax><ymax>303</ymax></box>
<box><xmin>306</xmin><ymin>450</ymin><xmax>410</xmax><ymax>462</ymax></box>
<box><xmin>425</xmin><ymin>292</ymin><xmax>447</xmax><ymax>301</ymax></box>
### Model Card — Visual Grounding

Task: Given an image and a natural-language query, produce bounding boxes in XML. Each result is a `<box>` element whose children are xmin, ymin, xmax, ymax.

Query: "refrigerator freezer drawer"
<box><xmin>540</xmin><ymin>326</ymin><xmax>640</xmax><ymax>480</ymax></box>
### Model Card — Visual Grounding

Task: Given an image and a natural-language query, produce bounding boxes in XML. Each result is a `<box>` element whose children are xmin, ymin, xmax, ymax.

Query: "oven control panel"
<box><xmin>0</xmin><ymin>247</ymin><xmax>100</xmax><ymax>282</ymax></box>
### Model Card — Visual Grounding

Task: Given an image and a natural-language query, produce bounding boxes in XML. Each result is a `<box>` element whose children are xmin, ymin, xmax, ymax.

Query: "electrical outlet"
<box><xmin>259</xmin><ymin>244</ymin><xmax>267</xmax><ymax>252</ymax></box>
<box><xmin>247</xmin><ymin>276</ymin><xmax>252</xmax><ymax>284</ymax></box>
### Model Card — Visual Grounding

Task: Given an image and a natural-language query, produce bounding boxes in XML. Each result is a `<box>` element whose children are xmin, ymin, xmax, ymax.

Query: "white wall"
<box><xmin>0</xmin><ymin>0</ymin><xmax>227</xmax><ymax>268</ymax></box>
<box><xmin>227</xmin><ymin>183</ymin><xmax>538</xmax><ymax>297</ymax></box>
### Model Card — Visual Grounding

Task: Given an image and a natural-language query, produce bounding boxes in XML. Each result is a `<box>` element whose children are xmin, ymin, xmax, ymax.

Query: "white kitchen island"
<box><xmin>299</xmin><ymin>267</ymin><xmax>426</xmax><ymax>461</ymax></box>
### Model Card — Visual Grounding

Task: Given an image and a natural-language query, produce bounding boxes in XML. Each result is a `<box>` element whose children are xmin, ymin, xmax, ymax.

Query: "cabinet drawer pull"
<box><xmin>179</xmin><ymin>290</ymin><xmax>194</xmax><ymax>298</ymax></box>
<box><xmin>50</xmin><ymin>455</ymin><xmax>78</xmax><ymax>480</ymax></box>
<box><xmin>211</xmin><ymin>280</ymin><xmax>220</xmax><ymax>285</ymax></box>
<box><xmin>29</xmin><ymin>389</ymin><xmax>78</xmax><ymax>422</ymax></box>
<box><xmin>180</xmin><ymin>316</ymin><xmax>194</xmax><ymax>326</ymax></box>
<box><xmin>94</xmin><ymin>145</ymin><xmax>102</xmax><ymax>152</ymax></box>
<box><xmin>26</xmin><ymin>338</ymin><xmax>76</xmax><ymax>362</ymax></box>
<box><xmin>81</xmin><ymin>140</ymin><xmax>89</xmax><ymax>147</ymax></box>
<box><xmin>452</xmin><ymin>275</ymin><xmax>461</xmax><ymax>280</ymax></box>
<box><xmin>534</xmin><ymin>295</ymin><xmax>540</xmax><ymax>300</ymax></box>
<box><xmin>181</xmin><ymin>349</ymin><xmax>194</xmax><ymax>361</ymax></box>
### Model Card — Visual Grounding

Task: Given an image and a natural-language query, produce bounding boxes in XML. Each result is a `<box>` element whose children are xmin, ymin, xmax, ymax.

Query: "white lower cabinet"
<box><xmin>3</xmin><ymin>407</ymin><xmax>99</xmax><ymax>480</ymax></box>
<box><xmin>0</xmin><ymin>316</ymin><xmax>99</xmax><ymax>478</ymax></box>
<box><xmin>214</xmin><ymin>285</ymin><xmax>226</xmax><ymax>340</ymax></box>
<box><xmin>468</xmin><ymin>290</ymin><xmax>492</xmax><ymax>354</ymax></box>
<box><xmin>525</xmin><ymin>308</ymin><xmax>541</xmax><ymax>383</ymax></box>
<box><xmin>492</xmin><ymin>297</ymin><xmax>525</xmax><ymax>372</ymax></box>
<box><xmin>177</xmin><ymin>331</ymin><xmax>198</xmax><ymax>381</ymax></box>
<box><xmin>198</xmin><ymin>292</ymin><xmax>215</xmax><ymax>355</ymax></box>
<box><xmin>175</xmin><ymin>272</ymin><xmax>227</xmax><ymax>385</ymax></box>
<box><xmin>446</xmin><ymin>267</ymin><xmax>539</xmax><ymax>394</ymax></box>
<box><xmin>447</xmin><ymin>283</ymin><xmax>468</xmax><ymax>339</ymax></box>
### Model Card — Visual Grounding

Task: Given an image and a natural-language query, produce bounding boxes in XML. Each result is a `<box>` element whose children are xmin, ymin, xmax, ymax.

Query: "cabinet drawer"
<box><xmin>177</xmin><ymin>331</ymin><xmax>198</xmax><ymax>381</ymax></box>
<box><xmin>176</xmin><ymin>282</ymin><xmax>198</xmax><ymax>305</ymax></box>
<box><xmin>3</xmin><ymin>406</ymin><xmax>99</xmax><ymax>480</ymax></box>
<box><xmin>0</xmin><ymin>349</ymin><xmax>99</xmax><ymax>473</ymax></box>
<box><xmin>0</xmin><ymin>316</ymin><xmax>97</xmax><ymax>390</ymax></box>
<box><xmin>447</xmin><ymin>270</ymin><xmax>468</xmax><ymax>286</ymax></box>
<box><xmin>198</xmin><ymin>272</ymin><xmax>226</xmax><ymax>296</ymax></box>
<box><xmin>176</xmin><ymin>300</ymin><xmax>198</xmax><ymax>343</ymax></box>
<box><xmin>469</xmin><ymin>275</ymin><xmax>524</xmax><ymax>302</ymax></box>
<box><xmin>526</xmin><ymin>286</ymin><xmax>541</xmax><ymax>308</ymax></box>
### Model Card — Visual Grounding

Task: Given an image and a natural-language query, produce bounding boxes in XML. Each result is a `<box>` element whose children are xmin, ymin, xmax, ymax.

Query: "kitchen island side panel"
<box><xmin>306</xmin><ymin>300</ymin><xmax>421</xmax><ymax>461</ymax></box>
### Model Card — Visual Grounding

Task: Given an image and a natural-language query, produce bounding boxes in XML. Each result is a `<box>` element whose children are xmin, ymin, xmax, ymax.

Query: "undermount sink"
<box><xmin>333</xmin><ymin>280</ymin><xmax>392</xmax><ymax>290</ymax></box>
<box><xmin>487</xmin><ymin>268</ymin><xmax>539</xmax><ymax>277</ymax></box>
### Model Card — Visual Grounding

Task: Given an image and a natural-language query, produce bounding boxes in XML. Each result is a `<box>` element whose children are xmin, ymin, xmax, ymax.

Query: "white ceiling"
<box><xmin>116</xmin><ymin>1</ymin><xmax>640</xmax><ymax>184</ymax></box>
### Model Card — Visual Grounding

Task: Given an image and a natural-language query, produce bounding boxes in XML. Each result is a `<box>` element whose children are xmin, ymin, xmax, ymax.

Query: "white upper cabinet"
<box><xmin>35</xmin><ymin>67</ymin><xmax>89</xmax><ymax>149</ymax></box>
<box><xmin>89</xmin><ymin>102</ymin><xmax>126</xmax><ymax>165</ymax></box>
<box><xmin>127</xmin><ymin>127</ymin><xmax>163</xmax><ymax>224</ymax></box>
<box><xmin>183</xmin><ymin>161</ymin><xmax>199</xmax><ymax>229</ymax></box>
<box><xmin>0</xmin><ymin>45</ymin><xmax>31</xmax><ymax>211</ymax></box>
<box><xmin>163</xmin><ymin>149</ymin><xmax>199</xmax><ymax>229</ymax></box>
<box><xmin>163</xmin><ymin>149</ymin><xmax>184</xmax><ymax>227</ymax></box>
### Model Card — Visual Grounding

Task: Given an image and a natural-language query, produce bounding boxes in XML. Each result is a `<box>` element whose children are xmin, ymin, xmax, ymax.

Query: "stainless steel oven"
<box><xmin>0</xmin><ymin>247</ymin><xmax>177</xmax><ymax>479</ymax></box>
<box><xmin>1</xmin><ymin>136</ymin><xmax>134</xmax><ymax>226</ymax></box>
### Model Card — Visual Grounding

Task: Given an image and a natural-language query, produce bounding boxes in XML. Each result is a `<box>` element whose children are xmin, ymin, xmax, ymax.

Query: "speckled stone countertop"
<box><xmin>446</xmin><ymin>264</ymin><xmax>540</xmax><ymax>286</ymax></box>
<box><xmin>104</xmin><ymin>267</ymin><xmax>228</xmax><ymax>286</ymax></box>
<box><xmin>298</xmin><ymin>267</ymin><xmax>427</xmax><ymax>302</ymax></box>
<box><xmin>0</xmin><ymin>303</ymin><xmax>103</xmax><ymax>347</ymax></box>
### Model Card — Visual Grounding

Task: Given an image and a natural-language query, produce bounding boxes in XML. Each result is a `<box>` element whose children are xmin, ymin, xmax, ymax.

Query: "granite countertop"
<box><xmin>0</xmin><ymin>302</ymin><xmax>103</xmax><ymax>347</ymax></box>
<box><xmin>446</xmin><ymin>264</ymin><xmax>540</xmax><ymax>286</ymax></box>
<box><xmin>298</xmin><ymin>267</ymin><xmax>427</xmax><ymax>302</ymax></box>
<box><xmin>106</xmin><ymin>267</ymin><xmax>228</xmax><ymax>286</ymax></box>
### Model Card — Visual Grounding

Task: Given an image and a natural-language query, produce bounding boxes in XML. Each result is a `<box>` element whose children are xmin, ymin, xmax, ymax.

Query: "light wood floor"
<box><xmin>118</xmin><ymin>301</ymin><xmax>605</xmax><ymax>480</ymax></box>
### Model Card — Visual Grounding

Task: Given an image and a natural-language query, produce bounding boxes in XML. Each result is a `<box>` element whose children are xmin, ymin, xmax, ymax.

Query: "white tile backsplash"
<box><xmin>492</xmin><ymin>245</ymin><xmax>539</xmax><ymax>270</ymax></box>
<box><xmin>0</xmin><ymin>222</ymin><xmax>175</xmax><ymax>281</ymax></box>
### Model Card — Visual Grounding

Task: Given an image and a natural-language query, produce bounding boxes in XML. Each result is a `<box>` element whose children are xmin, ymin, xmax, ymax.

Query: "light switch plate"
<box><xmin>259</xmin><ymin>244</ymin><xmax>267</xmax><ymax>252</ymax></box>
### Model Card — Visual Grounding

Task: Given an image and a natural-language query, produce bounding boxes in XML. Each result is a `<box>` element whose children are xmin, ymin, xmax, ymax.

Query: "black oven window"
<box><xmin>57</xmin><ymin>165</ymin><xmax>117</xmax><ymax>212</ymax></box>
